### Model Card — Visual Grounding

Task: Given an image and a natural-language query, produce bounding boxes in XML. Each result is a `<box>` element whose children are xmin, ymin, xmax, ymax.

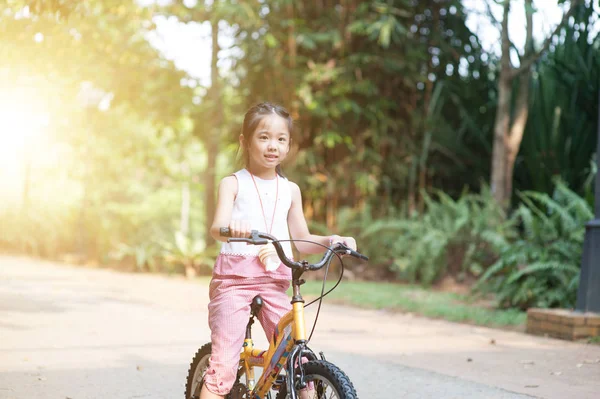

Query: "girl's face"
<box><xmin>241</xmin><ymin>114</ymin><xmax>291</xmax><ymax>173</ymax></box>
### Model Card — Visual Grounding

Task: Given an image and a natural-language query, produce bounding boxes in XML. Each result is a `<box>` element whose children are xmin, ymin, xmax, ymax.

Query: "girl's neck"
<box><xmin>246</xmin><ymin>165</ymin><xmax>278</xmax><ymax>180</ymax></box>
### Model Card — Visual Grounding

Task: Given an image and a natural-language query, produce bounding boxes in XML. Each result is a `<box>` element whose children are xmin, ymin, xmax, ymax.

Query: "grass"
<box><xmin>296</xmin><ymin>279</ymin><xmax>526</xmax><ymax>329</ymax></box>
<box><xmin>586</xmin><ymin>336</ymin><xmax>600</xmax><ymax>345</ymax></box>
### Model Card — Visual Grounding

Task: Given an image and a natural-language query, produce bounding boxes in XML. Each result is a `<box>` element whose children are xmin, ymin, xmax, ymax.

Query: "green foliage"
<box><xmin>110</xmin><ymin>241</ymin><xmax>162</xmax><ymax>272</ymax></box>
<box><xmin>161</xmin><ymin>231</ymin><xmax>219</xmax><ymax>276</ymax></box>
<box><xmin>233</xmin><ymin>0</ymin><xmax>493</xmax><ymax>217</ymax></box>
<box><xmin>515</xmin><ymin>2</ymin><xmax>599</xmax><ymax>199</ymax></box>
<box><xmin>1</xmin><ymin>0</ymin><xmax>597</xmax><ymax>298</ymax></box>
<box><xmin>108</xmin><ymin>231</ymin><xmax>219</xmax><ymax>275</ymax></box>
<box><xmin>476</xmin><ymin>180</ymin><xmax>592</xmax><ymax>310</ymax></box>
<box><xmin>0</xmin><ymin>206</ymin><xmax>77</xmax><ymax>258</ymax></box>
<box><xmin>361</xmin><ymin>186</ymin><xmax>512</xmax><ymax>285</ymax></box>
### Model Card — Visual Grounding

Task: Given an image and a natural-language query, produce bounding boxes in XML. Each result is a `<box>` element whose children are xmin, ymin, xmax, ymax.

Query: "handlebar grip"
<box><xmin>354</xmin><ymin>251</ymin><xmax>369</xmax><ymax>261</ymax></box>
<box><xmin>332</xmin><ymin>243</ymin><xmax>369</xmax><ymax>261</ymax></box>
<box><xmin>219</xmin><ymin>227</ymin><xmax>232</xmax><ymax>237</ymax></box>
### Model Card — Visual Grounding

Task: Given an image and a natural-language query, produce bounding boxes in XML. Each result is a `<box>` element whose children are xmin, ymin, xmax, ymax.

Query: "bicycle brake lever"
<box><xmin>249</xmin><ymin>230</ymin><xmax>269</xmax><ymax>245</ymax></box>
<box><xmin>222</xmin><ymin>228</ymin><xmax>268</xmax><ymax>245</ymax></box>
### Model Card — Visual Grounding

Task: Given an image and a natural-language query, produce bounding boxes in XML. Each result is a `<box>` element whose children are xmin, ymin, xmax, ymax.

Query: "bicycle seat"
<box><xmin>251</xmin><ymin>296</ymin><xmax>263</xmax><ymax>317</ymax></box>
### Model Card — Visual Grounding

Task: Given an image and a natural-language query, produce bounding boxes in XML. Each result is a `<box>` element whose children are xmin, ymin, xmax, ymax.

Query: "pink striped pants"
<box><xmin>204</xmin><ymin>276</ymin><xmax>291</xmax><ymax>395</ymax></box>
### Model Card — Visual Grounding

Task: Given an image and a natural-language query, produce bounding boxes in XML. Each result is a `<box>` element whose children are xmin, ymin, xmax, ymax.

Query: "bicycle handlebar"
<box><xmin>219</xmin><ymin>227</ymin><xmax>368</xmax><ymax>271</ymax></box>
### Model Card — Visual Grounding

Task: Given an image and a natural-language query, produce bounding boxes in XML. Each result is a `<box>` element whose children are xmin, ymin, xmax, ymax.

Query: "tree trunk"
<box><xmin>286</xmin><ymin>3</ymin><xmax>297</xmax><ymax>114</ymax></box>
<box><xmin>180</xmin><ymin>160</ymin><xmax>190</xmax><ymax>236</ymax></box>
<box><xmin>505</xmin><ymin>68</ymin><xmax>532</xmax><ymax>200</ymax></box>
<box><xmin>490</xmin><ymin>0</ymin><xmax>512</xmax><ymax>208</ymax></box>
<box><xmin>491</xmin><ymin>73</ymin><xmax>512</xmax><ymax>208</ymax></box>
<box><xmin>21</xmin><ymin>152</ymin><xmax>31</xmax><ymax>215</ymax></box>
<box><xmin>204</xmin><ymin>20</ymin><xmax>221</xmax><ymax>246</ymax></box>
<box><xmin>489</xmin><ymin>0</ymin><xmax>578</xmax><ymax>209</ymax></box>
<box><xmin>503</xmin><ymin>0</ymin><xmax>534</xmax><ymax>201</ymax></box>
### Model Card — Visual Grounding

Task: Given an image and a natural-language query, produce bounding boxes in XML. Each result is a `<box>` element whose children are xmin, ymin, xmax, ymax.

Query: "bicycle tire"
<box><xmin>275</xmin><ymin>360</ymin><xmax>357</xmax><ymax>399</ymax></box>
<box><xmin>185</xmin><ymin>342</ymin><xmax>212</xmax><ymax>399</ymax></box>
<box><xmin>184</xmin><ymin>343</ymin><xmax>273</xmax><ymax>399</ymax></box>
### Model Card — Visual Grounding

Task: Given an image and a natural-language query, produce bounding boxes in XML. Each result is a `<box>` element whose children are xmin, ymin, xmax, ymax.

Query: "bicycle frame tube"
<box><xmin>240</xmin><ymin>337</ymin><xmax>267</xmax><ymax>391</ymax></box>
<box><xmin>246</xmin><ymin>273</ymin><xmax>311</xmax><ymax>398</ymax></box>
<box><xmin>251</xmin><ymin>309</ymin><xmax>295</xmax><ymax>398</ymax></box>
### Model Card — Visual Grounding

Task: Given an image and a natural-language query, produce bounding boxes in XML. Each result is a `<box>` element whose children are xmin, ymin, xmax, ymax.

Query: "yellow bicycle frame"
<box><xmin>239</xmin><ymin>293</ymin><xmax>308</xmax><ymax>398</ymax></box>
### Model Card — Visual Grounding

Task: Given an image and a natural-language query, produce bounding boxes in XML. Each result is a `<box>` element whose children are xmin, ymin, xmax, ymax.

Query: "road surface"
<box><xmin>1</xmin><ymin>256</ymin><xmax>598</xmax><ymax>398</ymax></box>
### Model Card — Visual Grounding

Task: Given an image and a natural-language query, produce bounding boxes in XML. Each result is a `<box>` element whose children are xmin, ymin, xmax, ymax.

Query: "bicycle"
<box><xmin>185</xmin><ymin>228</ymin><xmax>369</xmax><ymax>399</ymax></box>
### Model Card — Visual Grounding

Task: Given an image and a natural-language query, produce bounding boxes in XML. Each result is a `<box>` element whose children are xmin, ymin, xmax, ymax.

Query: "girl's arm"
<box><xmin>287</xmin><ymin>181</ymin><xmax>356</xmax><ymax>254</ymax></box>
<box><xmin>210</xmin><ymin>176</ymin><xmax>252</xmax><ymax>242</ymax></box>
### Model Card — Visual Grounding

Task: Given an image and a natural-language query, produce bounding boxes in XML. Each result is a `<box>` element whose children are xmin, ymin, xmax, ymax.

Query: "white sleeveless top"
<box><xmin>220</xmin><ymin>169</ymin><xmax>294</xmax><ymax>258</ymax></box>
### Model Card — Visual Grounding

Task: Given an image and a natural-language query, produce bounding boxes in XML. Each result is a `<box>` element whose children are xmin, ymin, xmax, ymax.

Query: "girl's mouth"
<box><xmin>265</xmin><ymin>154</ymin><xmax>278</xmax><ymax>160</ymax></box>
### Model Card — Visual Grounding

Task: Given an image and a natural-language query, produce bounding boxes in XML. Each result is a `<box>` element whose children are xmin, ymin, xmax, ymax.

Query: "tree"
<box><xmin>0</xmin><ymin>0</ymin><xmax>195</xmax><ymax>260</ymax></box>
<box><xmin>515</xmin><ymin>1</ymin><xmax>600</xmax><ymax>198</ymax></box>
<box><xmin>229</xmin><ymin>0</ymin><xmax>489</xmax><ymax>225</ymax></box>
<box><xmin>489</xmin><ymin>0</ymin><xmax>580</xmax><ymax>208</ymax></box>
<box><xmin>155</xmin><ymin>0</ymin><xmax>264</xmax><ymax>245</ymax></box>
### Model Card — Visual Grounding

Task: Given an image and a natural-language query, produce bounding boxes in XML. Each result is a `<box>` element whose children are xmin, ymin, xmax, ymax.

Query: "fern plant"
<box><xmin>361</xmin><ymin>186</ymin><xmax>513</xmax><ymax>285</ymax></box>
<box><xmin>161</xmin><ymin>231</ymin><xmax>219</xmax><ymax>278</ymax></box>
<box><xmin>476</xmin><ymin>180</ymin><xmax>591</xmax><ymax>310</ymax></box>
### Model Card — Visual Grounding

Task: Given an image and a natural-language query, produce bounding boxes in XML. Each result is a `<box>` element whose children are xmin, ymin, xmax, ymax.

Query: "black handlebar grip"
<box><xmin>219</xmin><ymin>227</ymin><xmax>232</xmax><ymax>237</ymax></box>
<box><xmin>348</xmin><ymin>248</ymin><xmax>369</xmax><ymax>261</ymax></box>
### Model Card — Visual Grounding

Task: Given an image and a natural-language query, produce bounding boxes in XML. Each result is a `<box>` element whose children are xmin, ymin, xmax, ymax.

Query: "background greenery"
<box><xmin>0</xmin><ymin>0</ymin><xmax>598</xmax><ymax>314</ymax></box>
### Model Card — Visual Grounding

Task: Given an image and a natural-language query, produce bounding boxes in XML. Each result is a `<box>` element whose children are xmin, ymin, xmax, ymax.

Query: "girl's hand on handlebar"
<box><xmin>229</xmin><ymin>220</ymin><xmax>252</xmax><ymax>238</ymax></box>
<box><xmin>330</xmin><ymin>235</ymin><xmax>357</xmax><ymax>251</ymax></box>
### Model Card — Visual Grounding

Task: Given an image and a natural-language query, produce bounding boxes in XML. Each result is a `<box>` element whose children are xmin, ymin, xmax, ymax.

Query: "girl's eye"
<box><xmin>279</xmin><ymin>137</ymin><xmax>287</xmax><ymax>142</ymax></box>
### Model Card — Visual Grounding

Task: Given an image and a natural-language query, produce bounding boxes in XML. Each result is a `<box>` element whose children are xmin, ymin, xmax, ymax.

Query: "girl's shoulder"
<box><xmin>286</xmin><ymin>179</ymin><xmax>301</xmax><ymax>200</ymax></box>
<box><xmin>220</xmin><ymin>169</ymin><xmax>247</xmax><ymax>185</ymax></box>
<box><xmin>218</xmin><ymin>174</ymin><xmax>238</xmax><ymax>196</ymax></box>
<box><xmin>285</xmin><ymin>177</ymin><xmax>298</xmax><ymax>189</ymax></box>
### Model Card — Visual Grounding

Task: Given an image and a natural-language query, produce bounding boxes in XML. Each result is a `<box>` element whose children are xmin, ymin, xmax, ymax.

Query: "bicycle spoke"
<box><xmin>299</xmin><ymin>377</ymin><xmax>338</xmax><ymax>399</ymax></box>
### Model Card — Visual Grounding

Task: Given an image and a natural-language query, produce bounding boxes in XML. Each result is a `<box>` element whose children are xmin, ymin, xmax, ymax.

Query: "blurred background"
<box><xmin>0</xmin><ymin>0</ymin><xmax>598</xmax><ymax>313</ymax></box>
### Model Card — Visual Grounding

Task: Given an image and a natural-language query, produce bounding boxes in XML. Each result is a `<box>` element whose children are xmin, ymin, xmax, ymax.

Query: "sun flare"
<box><xmin>0</xmin><ymin>87</ymin><xmax>51</xmax><ymax>203</ymax></box>
<box><xmin>0</xmin><ymin>89</ymin><xmax>50</xmax><ymax>156</ymax></box>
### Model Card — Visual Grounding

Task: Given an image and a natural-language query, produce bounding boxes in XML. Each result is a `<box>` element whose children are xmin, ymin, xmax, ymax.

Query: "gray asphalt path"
<box><xmin>1</xmin><ymin>256</ymin><xmax>597</xmax><ymax>398</ymax></box>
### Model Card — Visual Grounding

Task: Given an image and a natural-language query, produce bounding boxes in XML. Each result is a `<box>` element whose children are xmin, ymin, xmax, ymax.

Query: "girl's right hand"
<box><xmin>229</xmin><ymin>220</ymin><xmax>252</xmax><ymax>238</ymax></box>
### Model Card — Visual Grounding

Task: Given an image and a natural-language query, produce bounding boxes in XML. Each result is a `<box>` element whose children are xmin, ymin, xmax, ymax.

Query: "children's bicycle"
<box><xmin>185</xmin><ymin>228</ymin><xmax>368</xmax><ymax>399</ymax></box>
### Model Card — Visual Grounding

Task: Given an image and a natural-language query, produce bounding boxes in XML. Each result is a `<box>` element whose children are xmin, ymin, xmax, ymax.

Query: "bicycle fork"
<box><xmin>285</xmin><ymin>342</ymin><xmax>322</xmax><ymax>399</ymax></box>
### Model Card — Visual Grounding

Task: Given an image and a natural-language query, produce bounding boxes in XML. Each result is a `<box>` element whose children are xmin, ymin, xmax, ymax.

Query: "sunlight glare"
<box><xmin>0</xmin><ymin>89</ymin><xmax>50</xmax><ymax>203</ymax></box>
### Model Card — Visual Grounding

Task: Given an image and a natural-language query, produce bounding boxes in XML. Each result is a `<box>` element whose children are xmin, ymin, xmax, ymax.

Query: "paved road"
<box><xmin>0</xmin><ymin>256</ymin><xmax>598</xmax><ymax>399</ymax></box>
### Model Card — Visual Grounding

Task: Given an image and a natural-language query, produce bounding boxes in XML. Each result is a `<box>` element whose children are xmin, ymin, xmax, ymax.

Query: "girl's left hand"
<box><xmin>329</xmin><ymin>235</ymin><xmax>357</xmax><ymax>251</ymax></box>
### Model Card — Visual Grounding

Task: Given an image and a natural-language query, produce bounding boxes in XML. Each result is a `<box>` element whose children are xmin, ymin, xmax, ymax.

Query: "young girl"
<box><xmin>200</xmin><ymin>102</ymin><xmax>357</xmax><ymax>398</ymax></box>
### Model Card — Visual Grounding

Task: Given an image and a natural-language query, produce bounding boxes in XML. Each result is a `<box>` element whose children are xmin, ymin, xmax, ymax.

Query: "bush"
<box><xmin>361</xmin><ymin>186</ymin><xmax>513</xmax><ymax>285</ymax></box>
<box><xmin>476</xmin><ymin>180</ymin><xmax>591</xmax><ymax>310</ymax></box>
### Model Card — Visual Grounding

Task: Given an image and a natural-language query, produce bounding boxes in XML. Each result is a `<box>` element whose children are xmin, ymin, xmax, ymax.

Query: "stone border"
<box><xmin>527</xmin><ymin>308</ymin><xmax>600</xmax><ymax>340</ymax></box>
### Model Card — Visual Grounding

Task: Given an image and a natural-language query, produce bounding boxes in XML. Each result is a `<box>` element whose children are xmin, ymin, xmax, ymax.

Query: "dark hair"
<box><xmin>240</xmin><ymin>102</ymin><xmax>293</xmax><ymax>177</ymax></box>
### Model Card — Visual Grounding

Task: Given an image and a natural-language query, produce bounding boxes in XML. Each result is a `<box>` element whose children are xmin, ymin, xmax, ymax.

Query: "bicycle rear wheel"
<box><xmin>185</xmin><ymin>343</ymin><xmax>212</xmax><ymax>399</ymax></box>
<box><xmin>275</xmin><ymin>360</ymin><xmax>357</xmax><ymax>399</ymax></box>
<box><xmin>185</xmin><ymin>343</ymin><xmax>274</xmax><ymax>399</ymax></box>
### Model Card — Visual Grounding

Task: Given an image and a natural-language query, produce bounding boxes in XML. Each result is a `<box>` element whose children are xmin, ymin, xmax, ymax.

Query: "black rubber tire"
<box><xmin>185</xmin><ymin>344</ymin><xmax>270</xmax><ymax>399</ymax></box>
<box><xmin>185</xmin><ymin>342</ymin><xmax>212</xmax><ymax>399</ymax></box>
<box><xmin>275</xmin><ymin>360</ymin><xmax>357</xmax><ymax>399</ymax></box>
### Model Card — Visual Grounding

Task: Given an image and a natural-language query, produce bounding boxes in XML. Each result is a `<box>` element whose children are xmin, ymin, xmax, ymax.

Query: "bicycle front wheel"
<box><xmin>275</xmin><ymin>360</ymin><xmax>357</xmax><ymax>399</ymax></box>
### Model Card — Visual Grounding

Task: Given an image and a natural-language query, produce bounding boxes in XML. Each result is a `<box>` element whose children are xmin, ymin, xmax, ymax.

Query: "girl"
<box><xmin>200</xmin><ymin>102</ymin><xmax>357</xmax><ymax>398</ymax></box>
